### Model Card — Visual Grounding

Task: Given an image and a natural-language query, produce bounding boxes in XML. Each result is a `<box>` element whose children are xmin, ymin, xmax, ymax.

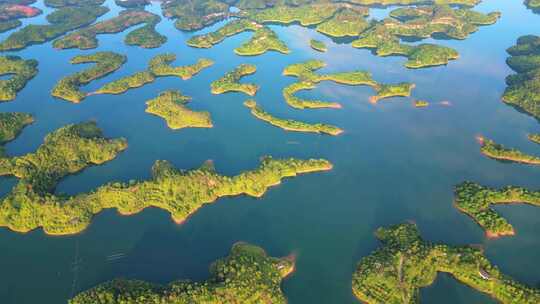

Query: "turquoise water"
<box><xmin>1</xmin><ymin>0</ymin><xmax>540</xmax><ymax>303</ymax></box>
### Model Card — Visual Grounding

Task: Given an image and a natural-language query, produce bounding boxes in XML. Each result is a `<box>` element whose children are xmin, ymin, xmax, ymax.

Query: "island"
<box><xmin>414</xmin><ymin>100</ymin><xmax>430</xmax><ymax>107</ymax></box>
<box><xmin>161</xmin><ymin>0</ymin><xmax>230</xmax><ymax>31</ymax></box>
<box><xmin>211</xmin><ymin>64</ymin><xmax>259</xmax><ymax>96</ymax></box>
<box><xmin>0</xmin><ymin>121</ymin><xmax>332</xmax><ymax>234</ymax></box>
<box><xmin>478</xmin><ymin>137</ymin><xmax>540</xmax><ymax>165</ymax></box>
<box><xmin>502</xmin><ymin>35</ymin><xmax>540</xmax><ymax>120</ymax></box>
<box><xmin>187</xmin><ymin>19</ymin><xmax>260</xmax><ymax>49</ymax></box>
<box><xmin>0</xmin><ymin>112</ymin><xmax>33</xmax><ymax>144</ymax></box>
<box><xmin>69</xmin><ymin>243</ymin><xmax>294</xmax><ymax>304</ymax></box>
<box><xmin>0</xmin><ymin>5</ymin><xmax>108</xmax><ymax>51</ymax></box>
<box><xmin>146</xmin><ymin>90</ymin><xmax>213</xmax><ymax>130</ymax></box>
<box><xmin>525</xmin><ymin>0</ymin><xmax>540</xmax><ymax>12</ymax></box>
<box><xmin>352</xmin><ymin>223</ymin><xmax>540</xmax><ymax>303</ymax></box>
<box><xmin>114</xmin><ymin>0</ymin><xmax>149</xmax><ymax>8</ymax></box>
<box><xmin>283</xmin><ymin>60</ymin><xmax>415</xmax><ymax>109</ymax></box>
<box><xmin>44</xmin><ymin>0</ymin><xmax>105</xmax><ymax>7</ymax></box>
<box><xmin>529</xmin><ymin>133</ymin><xmax>540</xmax><ymax>144</ymax></box>
<box><xmin>0</xmin><ymin>2</ymin><xmax>41</xmax><ymax>33</ymax></box>
<box><xmin>455</xmin><ymin>181</ymin><xmax>540</xmax><ymax>238</ymax></box>
<box><xmin>246</xmin><ymin>4</ymin><xmax>340</xmax><ymax>27</ymax></box>
<box><xmin>148</xmin><ymin>53</ymin><xmax>214</xmax><ymax>80</ymax></box>
<box><xmin>310</xmin><ymin>39</ymin><xmax>327</xmax><ymax>52</ymax></box>
<box><xmin>0</xmin><ymin>55</ymin><xmax>38</xmax><ymax>102</ymax></box>
<box><xmin>51</xmin><ymin>51</ymin><xmax>126</xmax><ymax>103</ymax></box>
<box><xmin>315</xmin><ymin>7</ymin><xmax>369</xmax><ymax>38</ymax></box>
<box><xmin>53</xmin><ymin>9</ymin><xmax>166</xmax><ymax>50</ymax></box>
<box><xmin>96</xmin><ymin>54</ymin><xmax>214</xmax><ymax>95</ymax></box>
<box><xmin>244</xmin><ymin>99</ymin><xmax>343</xmax><ymax>136</ymax></box>
<box><xmin>234</xmin><ymin>26</ymin><xmax>290</xmax><ymax>56</ymax></box>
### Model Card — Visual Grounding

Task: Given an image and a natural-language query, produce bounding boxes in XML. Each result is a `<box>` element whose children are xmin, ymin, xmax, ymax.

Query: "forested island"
<box><xmin>502</xmin><ymin>35</ymin><xmax>540</xmax><ymax>120</ymax></box>
<box><xmin>53</xmin><ymin>9</ymin><xmax>166</xmax><ymax>49</ymax></box>
<box><xmin>52</xmin><ymin>52</ymin><xmax>126</xmax><ymax>103</ymax></box>
<box><xmin>454</xmin><ymin>182</ymin><xmax>540</xmax><ymax>238</ymax></box>
<box><xmin>316</xmin><ymin>7</ymin><xmax>369</xmax><ymax>38</ymax></box>
<box><xmin>0</xmin><ymin>2</ymin><xmax>41</xmax><ymax>33</ymax></box>
<box><xmin>234</xmin><ymin>26</ymin><xmax>290</xmax><ymax>56</ymax></box>
<box><xmin>283</xmin><ymin>60</ymin><xmax>414</xmax><ymax>109</ymax></box>
<box><xmin>352</xmin><ymin>223</ymin><xmax>540</xmax><ymax>303</ymax></box>
<box><xmin>0</xmin><ymin>121</ymin><xmax>332</xmax><ymax>234</ymax></box>
<box><xmin>0</xmin><ymin>112</ymin><xmax>33</xmax><ymax>144</ymax></box>
<box><xmin>44</xmin><ymin>0</ymin><xmax>105</xmax><ymax>7</ymax></box>
<box><xmin>0</xmin><ymin>4</ymin><xmax>108</xmax><ymax>51</ymax></box>
<box><xmin>146</xmin><ymin>90</ymin><xmax>212</xmax><ymax>130</ymax></box>
<box><xmin>70</xmin><ymin>243</ymin><xmax>294</xmax><ymax>304</ymax></box>
<box><xmin>0</xmin><ymin>55</ymin><xmax>38</xmax><ymax>102</ymax></box>
<box><xmin>244</xmin><ymin>99</ymin><xmax>343</xmax><ymax>135</ymax></box>
<box><xmin>114</xmin><ymin>0</ymin><xmax>149</xmax><ymax>8</ymax></box>
<box><xmin>479</xmin><ymin>137</ymin><xmax>540</xmax><ymax>165</ymax></box>
<box><xmin>310</xmin><ymin>39</ymin><xmax>327</xmax><ymax>52</ymax></box>
<box><xmin>211</xmin><ymin>64</ymin><xmax>259</xmax><ymax>96</ymax></box>
<box><xmin>525</xmin><ymin>0</ymin><xmax>540</xmax><ymax>12</ymax></box>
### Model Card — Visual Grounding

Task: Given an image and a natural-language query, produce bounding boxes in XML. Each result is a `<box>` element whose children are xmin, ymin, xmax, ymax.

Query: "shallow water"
<box><xmin>0</xmin><ymin>0</ymin><xmax>539</xmax><ymax>303</ymax></box>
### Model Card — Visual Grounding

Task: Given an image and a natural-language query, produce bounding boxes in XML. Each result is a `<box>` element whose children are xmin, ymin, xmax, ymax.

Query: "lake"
<box><xmin>0</xmin><ymin>0</ymin><xmax>539</xmax><ymax>303</ymax></box>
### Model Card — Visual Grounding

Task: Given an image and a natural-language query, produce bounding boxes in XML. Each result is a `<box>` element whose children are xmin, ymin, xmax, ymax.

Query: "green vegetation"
<box><xmin>0</xmin><ymin>55</ymin><xmax>38</xmax><ymax>102</ymax></box>
<box><xmin>0</xmin><ymin>5</ymin><xmax>108</xmax><ymax>51</ymax></box>
<box><xmin>187</xmin><ymin>18</ymin><xmax>259</xmax><ymax>48</ymax></box>
<box><xmin>114</xmin><ymin>0</ymin><xmax>149</xmax><ymax>8</ymax></box>
<box><xmin>352</xmin><ymin>223</ymin><xmax>540</xmax><ymax>303</ymax></box>
<box><xmin>387</xmin><ymin>5</ymin><xmax>500</xmax><ymax>40</ymax></box>
<box><xmin>455</xmin><ymin>182</ymin><xmax>540</xmax><ymax>238</ymax></box>
<box><xmin>95</xmin><ymin>71</ymin><xmax>154</xmax><ymax>95</ymax></box>
<box><xmin>525</xmin><ymin>0</ymin><xmax>540</xmax><ymax>12</ymax></box>
<box><xmin>234</xmin><ymin>26</ymin><xmax>290</xmax><ymax>56</ymax></box>
<box><xmin>148</xmin><ymin>53</ymin><xmax>214</xmax><ymax>80</ymax></box>
<box><xmin>70</xmin><ymin>243</ymin><xmax>294</xmax><ymax>304</ymax></box>
<box><xmin>528</xmin><ymin>133</ymin><xmax>540</xmax><ymax>144</ymax></box>
<box><xmin>247</xmin><ymin>4</ymin><xmax>340</xmax><ymax>26</ymax></box>
<box><xmin>51</xmin><ymin>52</ymin><xmax>126</xmax><ymax>103</ymax></box>
<box><xmin>310</xmin><ymin>39</ymin><xmax>327</xmax><ymax>52</ymax></box>
<box><xmin>53</xmin><ymin>10</ymin><xmax>165</xmax><ymax>50</ymax></box>
<box><xmin>161</xmin><ymin>0</ymin><xmax>230</xmax><ymax>31</ymax></box>
<box><xmin>244</xmin><ymin>99</ymin><xmax>343</xmax><ymax>135</ymax></box>
<box><xmin>44</xmin><ymin>0</ymin><xmax>105</xmax><ymax>7</ymax></box>
<box><xmin>96</xmin><ymin>54</ymin><xmax>213</xmax><ymax>95</ymax></box>
<box><xmin>479</xmin><ymin>137</ymin><xmax>540</xmax><ymax>165</ymax></box>
<box><xmin>414</xmin><ymin>100</ymin><xmax>429</xmax><ymax>107</ymax></box>
<box><xmin>283</xmin><ymin>60</ymin><xmax>414</xmax><ymax>108</ymax></box>
<box><xmin>0</xmin><ymin>112</ymin><xmax>33</xmax><ymax>144</ymax></box>
<box><xmin>146</xmin><ymin>90</ymin><xmax>213</xmax><ymax>130</ymax></box>
<box><xmin>0</xmin><ymin>20</ymin><xmax>20</xmax><ymax>33</ymax></box>
<box><xmin>502</xmin><ymin>35</ymin><xmax>540</xmax><ymax>120</ymax></box>
<box><xmin>211</xmin><ymin>64</ymin><xmax>259</xmax><ymax>96</ymax></box>
<box><xmin>316</xmin><ymin>7</ymin><xmax>369</xmax><ymax>38</ymax></box>
<box><xmin>0</xmin><ymin>121</ymin><xmax>331</xmax><ymax>234</ymax></box>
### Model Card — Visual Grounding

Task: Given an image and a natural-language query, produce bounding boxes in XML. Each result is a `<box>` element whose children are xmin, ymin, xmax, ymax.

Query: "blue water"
<box><xmin>0</xmin><ymin>0</ymin><xmax>539</xmax><ymax>303</ymax></box>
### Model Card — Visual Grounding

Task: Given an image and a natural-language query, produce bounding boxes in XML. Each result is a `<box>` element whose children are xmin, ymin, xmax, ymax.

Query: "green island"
<box><xmin>211</xmin><ymin>64</ymin><xmax>259</xmax><ymax>96</ymax></box>
<box><xmin>161</xmin><ymin>0</ymin><xmax>231</xmax><ymax>31</ymax></box>
<box><xmin>0</xmin><ymin>5</ymin><xmax>108</xmax><ymax>51</ymax></box>
<box><xmin>246</xmin><ymin>4</ymin><xmax>341</xmax><ymax>27</ymax></box>
<box><xmin>95</xmin><ymin>54</ymin><xmax>213</xmax><ymax>95</ymax></box>
<box><xmin>414</xmin><ymin>100</ymin><xmax>430</xmax><ymax>107</ymax></box>
<box><xmin>502</xmin><ymin>35</ymin><xmax>540</xmax><ymax>120</ymax></box>
<box><xmin>114</xmin><ymin>0</ymin><xmax>149</xmax><ymax>8</ymax></box>
<box><xmin>0</xmin><ymin>55</ymin><xmax>38</xmax><ymax>102</ymax></box>
<box><xmin>315</xmin><ymin>7</ymin><xmax>369</xmax><ymax>38</ymax></box>
<box><xmin>0</xmin><ymin>121</ymin><xmax>332</xmax><ymax>235</ymax></box>
<box><xmin>455</xmin><ymin>182</ymin><xmax>540</xmax><ymax>238</ymax></box>
<box><xmin>69</xmin><ymin>242</ymin><xmax>294</xmax><ymax>304</ymax></box>
<box><xmin>479</xmin><ymin>137</ymin><xmax>540</xmax><ymax>165</ymax></box>
<box><xmin>283</xmin><ymin>60</ymin><xmax>414</xmax><ymax>109</ymax></box>
<box><xmin>0</xmin><ymin>3</ymin><xmax>41</xmax><ymax>33</ymax></box>
<box><xmin>51</xmin><ymin>52</ymin><xmax>126</xmax><ymax>103</ymax></box>
<box><xmin>525</xmin><ymin>0</ymin><xmax>540</xmax><ymax>12</ymax></box>
<box><xmin>244</xmin><ymin>99</ymin><xmax>343</xmax><ymax>136</ymax></box>
<box><xmin>44</xmin><ymin>0</ymin><xmax>105</xmax><ymax>7</ymax></box>
<box><xmin>234</xmin><ymin>26</ymin><xmax>290</xmax><ymax>56</ymax></box>
<box><xmin>310</xmin><ymin>39</ymin><xmax>327</xmax><ymax>52</ymax></box>
<box><xmin>53</xmin><ymin>9</ymin><xmax>166</xmax><ymax>50</ymax></box>
<box><xmin>187</xmin><ymin>18</ymin><xmax>260</xmax><ymax>48</ymax></box>
<box><xmin>528</xmin><ymin>133</ymin><xmax>540</xmax><ymax>144</ymax></box>
<box><xmin>148</xmin><ymin>53</ymin><xmax>214</xmax><ymax>80</ymax></box>
<box><xmin>352</xmin><ymin>222</ymin><xmax>540</xmax><ymax>303</ymax></box>
<box><xmin>146</xmin><ymin>90</ymin><xmax>213</xmax><ymax>130</ymax></box>
<box><xmin>0</xmin><ymin>112</ymin><xmax>33</xmax><ymax>144</ymax></box>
